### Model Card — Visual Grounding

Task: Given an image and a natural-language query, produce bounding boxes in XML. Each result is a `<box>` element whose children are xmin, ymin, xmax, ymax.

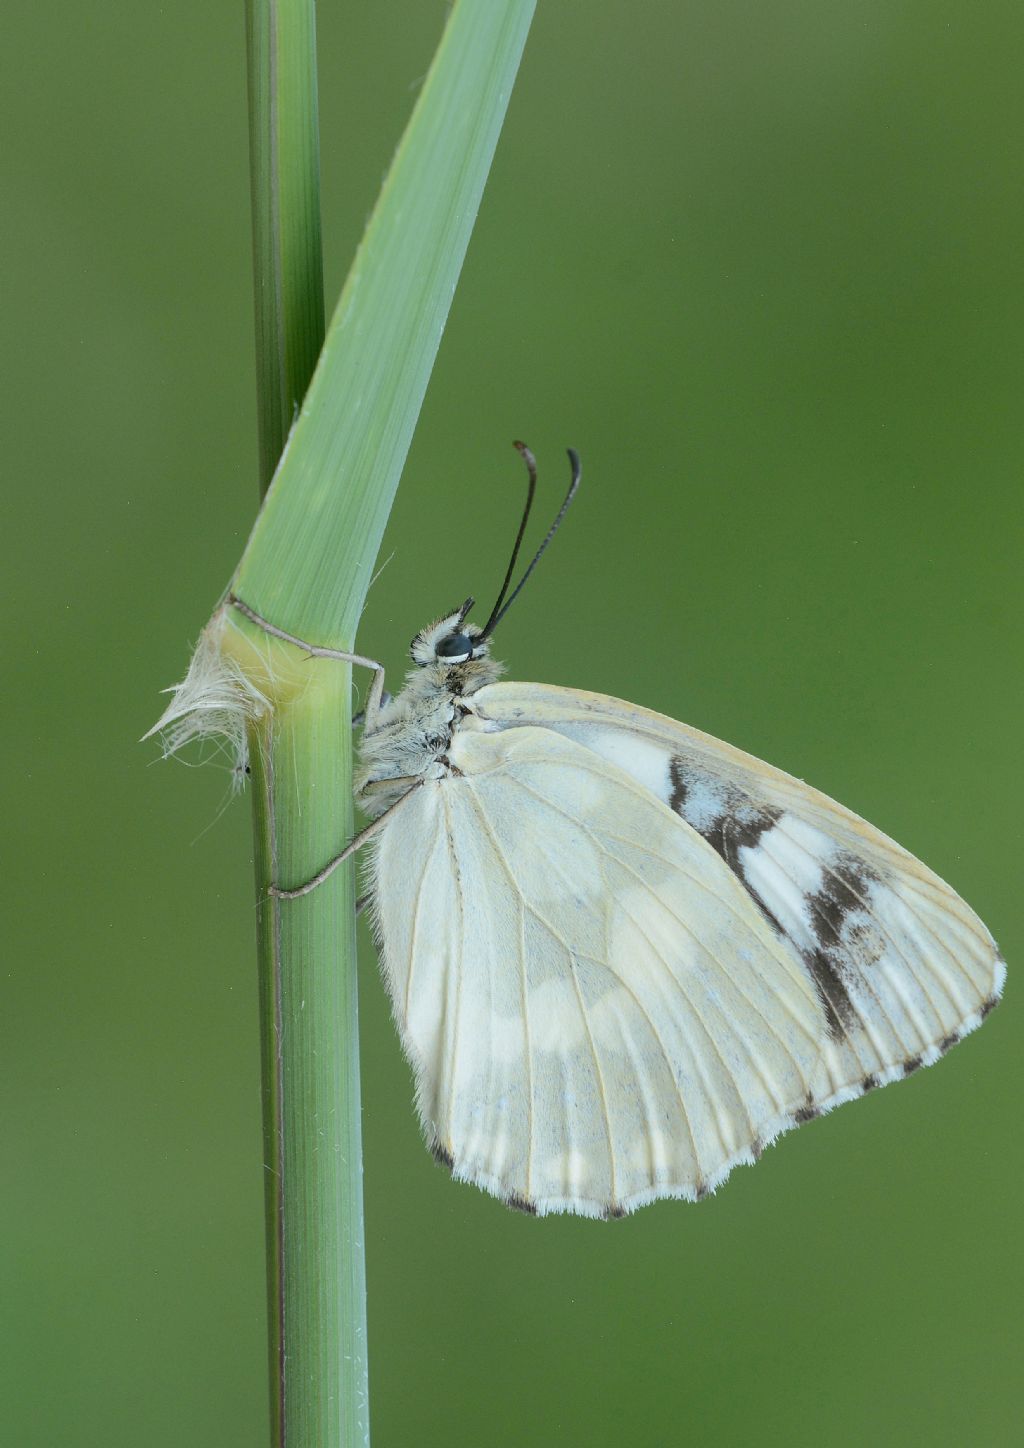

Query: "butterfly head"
<box><xmin>409</xmin><ymin>445</ymin><xmax>582</xmax><ymax>674</ymax></box>
<box><xmin>410</xmin><ymin>599</ymin><xmax>491</xmax><ymax>668</ymax></box>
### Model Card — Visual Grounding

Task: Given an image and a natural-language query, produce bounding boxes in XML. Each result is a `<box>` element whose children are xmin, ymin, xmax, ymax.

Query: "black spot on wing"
<box><xmin>801</xmin><ymin>857</ymin><xmax>881</xmax><ymax>1040</ymax></box>
<box><xmin>668</xmin><ymin>757</ymin><xmax>690</xmax><ymax>816</ymax></box>
<box><xmin>794</xmin><ymin>1098</ymin><xmax>820</xmax><ymax>1124</ymax></box>
<box><xmin>669</xmin><ymin>758</ymin><xmax>860</xmax><ymax>1042</ymax></box>
<box><xmin>430</xmin><ymin>1140</ymin><xmax>455</xmax><ymax>1171</ymax></box>
<box><xmin>506</xmin><ymin>1192</ymin><xmax>538</xmax><ymax>1217</ymax></box>
<box><xmin>808</xmin><ymin>858</ymin><xmax>870</xmax><ymax>948</ymax></box>
<box><xmin>668</xmin><ymin>758</ymin><xmax>780</xmax><ymax>871</ymax></box>
<box><xmin>703</xmin><ymin>806</ymin><xmax>782</xmax><ymax>873</ymax></box>
<box><xmin>802</xmin><ymin>948</ymin><xmax>858</xmax><ymax>1041</ymax></box>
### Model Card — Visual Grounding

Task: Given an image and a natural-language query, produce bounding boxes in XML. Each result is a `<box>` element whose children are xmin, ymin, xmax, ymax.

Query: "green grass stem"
<box><xmin>245</xmin><ymin>0</ymin><xmax>326</xmax><ymax>497</ymax></box>
<box><xmin>235</xmin><ymin>3</ymin><xmax>537</xmax><ymax>1444</ymax></box>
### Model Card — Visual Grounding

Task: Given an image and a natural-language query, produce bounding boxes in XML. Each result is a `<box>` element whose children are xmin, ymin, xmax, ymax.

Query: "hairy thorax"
<box><xmin>355</xmin><ymin>654</ymin><xmax>504</xmax><ymax>818</ymax></box>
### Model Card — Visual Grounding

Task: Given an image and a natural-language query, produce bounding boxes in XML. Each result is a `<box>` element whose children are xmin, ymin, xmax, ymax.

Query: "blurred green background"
<box><xmin>3</xmin><ymin>2</ymin><xmax>1021</xmax><ymax>1445</ymax></box>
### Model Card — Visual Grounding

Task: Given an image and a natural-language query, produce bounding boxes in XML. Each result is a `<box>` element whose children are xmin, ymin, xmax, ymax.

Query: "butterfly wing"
<box><xmin>469</xmin><ymin>682</ymin><xmax>1005</xmax><ymax>1115</ymax></box>
<box><xmin>370</xmin><ymin>722</ymin><xmax>873</xmax><ymax>1217</ymax></box>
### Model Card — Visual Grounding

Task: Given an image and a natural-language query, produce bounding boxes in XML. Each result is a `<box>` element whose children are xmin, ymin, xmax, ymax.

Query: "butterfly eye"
<box><xmin>435</xmin><ymin>632</ymin><xmax>473</xmax><ymax>663</ymax></box>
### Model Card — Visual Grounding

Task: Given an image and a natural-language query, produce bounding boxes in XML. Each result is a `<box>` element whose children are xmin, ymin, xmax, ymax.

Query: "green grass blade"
<box><xmin>235</xmin><ymin>0</ymin><xmax>538</xmax><ymax>644</ymax></box>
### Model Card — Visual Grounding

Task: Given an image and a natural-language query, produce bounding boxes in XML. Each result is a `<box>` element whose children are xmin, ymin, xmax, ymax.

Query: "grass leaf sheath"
<box><xmin>152</xmin><ymin>4</ymin><xmax>537</xmax><ymax>1444</ymax></box>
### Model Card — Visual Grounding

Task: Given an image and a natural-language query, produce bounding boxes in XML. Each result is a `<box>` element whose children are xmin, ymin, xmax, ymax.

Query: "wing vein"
<box><xmin>472</xmin><ymin>777</ymin><xmax>762</xmax><ymax>1164</ymax></box>
<box><xmin>460</xmin><ymin>784</ymin><xmax>700</xmax><ymax>1187</ymax></box>
<box><xmin>576</xmin><ymin>944</ymin><xmax>703</xmax><ymax>1181</ymax></box>
<box><xmin>513</xmin><ymin>756</ymin><xmax>816</xmax><ymax>1003</ymax></box>
<box><xmin>485</xmin><ymin>738</ymin><xmax>992</xmax><ymax>1015</ymax></box>
<box><xmin>518</xmin><ymin>893</ymin><xmax>534</xmax><ymax>1199</ymax></box>
<box><xmin>460</xmin><ymin>789</ymin><xmax>618</xmax><ymax>1193</ymax></box>
<box><xmin>566</xmin><ymin>950</ymin><xmax>618</xmax><ymax>1206</ymax></box>
<box><xmin>512</xmin><ymin>777</ymin><xmax>821</xmax><ymax>1063</ymax></box>
<box><xmin>402</xmin><ymin>829</ymin><xmax>440</xmax><ymax>1025</ymax></box>
<box><xmin>441</xmin><ymin>790</ymin><xmax>466</xmax><ymax>1153</ymax></box>
<box><xmin>610</xmin><ymin>894</ymin><xmax>757</xmax><ymax>1155</ymax></box>
<box><xmin>476</xmin><ymin>690</ymin><xmax>999</xmax><ymax>963</ymax></box>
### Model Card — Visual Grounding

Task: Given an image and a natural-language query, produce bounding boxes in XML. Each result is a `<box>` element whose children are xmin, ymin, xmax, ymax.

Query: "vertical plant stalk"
<box><xmin>246</xmin><ymin>0</ymin><xmax>325</xmax><ymax>497</ymax></box>
<box><xmin>226</xmin><ymin>3</ymin><xmax>537</xmax><ymax>1446</ymax></box>
<box><xmin>245</xmin><ymin>3</ymin><xmax>357</xmax><ymax>1442</ymax></box>
<box><xmin>244</xmin><ymin>639</ymin><xmax>364</xmax><ymax>1448</ymax></box>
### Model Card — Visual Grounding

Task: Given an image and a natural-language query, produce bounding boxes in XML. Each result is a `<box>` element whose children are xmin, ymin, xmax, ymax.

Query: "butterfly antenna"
<box><xmin>479</xmin><ymin>441</ymin><xmax>539</xmax><ymax>638</ymax></box>
<box><xmin>479</xmin><ymin>446</ymin><xmax>581</xmax><ymax>639</ymax></box>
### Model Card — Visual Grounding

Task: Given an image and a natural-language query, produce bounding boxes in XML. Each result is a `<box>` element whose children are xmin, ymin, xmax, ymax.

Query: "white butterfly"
<box><xmin>236</xmin><ymin>444</ymin><xmax>1005</xmax><ymax>1219</ymax></box>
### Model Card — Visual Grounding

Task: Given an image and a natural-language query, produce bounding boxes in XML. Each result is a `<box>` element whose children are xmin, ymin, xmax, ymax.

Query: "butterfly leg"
<box><xmin>270</xmin><ymin>781</ymin><xmax>424</xmax><ymax>899</ymax></box>
<box><xmin>229</xmin><ymin>592</ymin><xmax>388</xmax><ymax>731</ymax></box>
<box><xmin>358</xmin><ymin>660</ymin><xmax>389</xmax><ymax>735</ymax></box>
<box><xmin>352</xmin><ymin>692</ymin><xmax>392</xmax><ymax>729</ymax></box>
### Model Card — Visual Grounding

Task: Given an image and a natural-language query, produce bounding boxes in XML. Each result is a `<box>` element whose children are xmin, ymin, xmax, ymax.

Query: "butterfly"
<box><xmin>234</xmin><ymin>443</ymin><xmax>1005</xmax><ymax>1219</ymax></box>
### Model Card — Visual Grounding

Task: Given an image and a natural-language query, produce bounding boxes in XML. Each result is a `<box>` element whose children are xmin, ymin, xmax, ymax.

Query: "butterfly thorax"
<box><xmin>355</xmin><ymin>622</ymin><xmax>504</xmax><ymax>819</ymax></box>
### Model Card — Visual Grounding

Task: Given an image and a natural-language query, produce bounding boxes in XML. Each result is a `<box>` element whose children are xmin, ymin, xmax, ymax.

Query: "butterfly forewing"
<box><xmin>469</xmin><ymin>683</ymin><xmax>1004</xmax><ymax>1117</ymax></box>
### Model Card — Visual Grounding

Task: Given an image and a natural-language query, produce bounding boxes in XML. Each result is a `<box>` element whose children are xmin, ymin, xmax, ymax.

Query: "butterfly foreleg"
<box><xmin>357</xmin><ymin>660</ymin><xmax>388</xmax><ymax>735</ymax></box>
<box><xmin>229</xmin><ymin>592</ymin><xmax>388</xmax><ymax>732</ymax></box>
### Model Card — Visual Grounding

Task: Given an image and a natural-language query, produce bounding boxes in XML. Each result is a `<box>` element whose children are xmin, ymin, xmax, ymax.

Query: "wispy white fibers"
<box><xmin>144</xmin><ymin>607</ymin><xmax>270</xmax><ymax>786</ymax></box>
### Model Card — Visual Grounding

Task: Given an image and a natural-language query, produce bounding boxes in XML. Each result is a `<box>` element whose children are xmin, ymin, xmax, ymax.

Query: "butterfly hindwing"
<box><xmin>370</xmin><ymin>723</ymin><xmax>877</xmax><ymax>1216</ymax></box>
<box><xmin>469</xmin><ymin>682</ymin><xmax>1004</xmax><ymax>1118</ymax></box>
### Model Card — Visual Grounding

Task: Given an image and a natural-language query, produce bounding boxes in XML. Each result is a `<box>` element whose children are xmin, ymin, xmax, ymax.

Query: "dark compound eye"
<box><xmin>435</xmin><ymin>632</ymin><xmax>473</xmax><ymax>662</ymax></box>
